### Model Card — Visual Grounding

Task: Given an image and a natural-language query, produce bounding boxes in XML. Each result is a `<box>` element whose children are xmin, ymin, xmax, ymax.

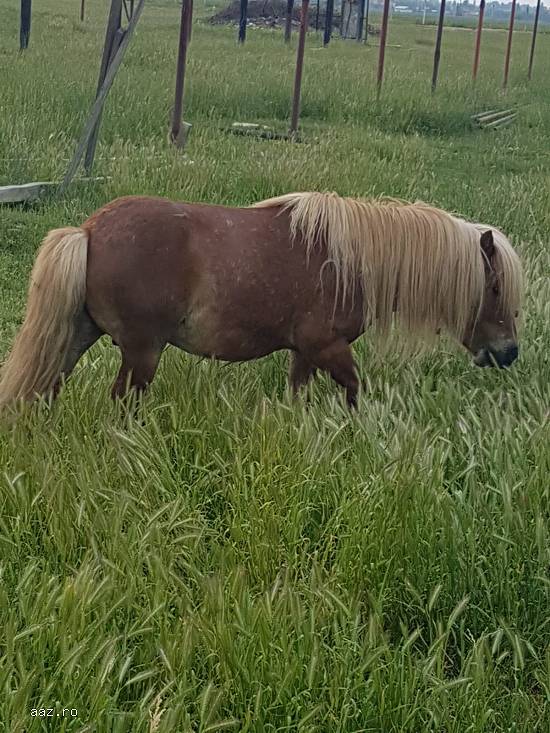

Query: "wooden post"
<box><xmin>20</xmin><ymin>0</ymin><xmax>32</xmax><ymax>50</ymax></box>
<box><xmin>171</xmin><ymin>0</ymin><xmax>192</xmax><ymax>142</ymax></box>
<box><xmin>84</xmin><ymin>31</ymin><xmax>123</xmax><ymax>171</ymax></box>
<box><xmin>84</xmin><ymin>0</ymin><xmax>123</xmax><ymax>173</ymax></box>
<box><xmin>290</xmin><ymin>0</ymin><xmax>309</xmax><ymax>135</ymax></box>
<box><xmin>323</xmin><ymin>0</ymin><xmax>334</xmax><ymax>46</ymax></box>
<box><xmin>285</xmin><ymin>0</ymin><xmax>294</xmax><ymax>43</ymax></box>
<box><xmin>503</xmin><ymin>0</ymin><xmax>517</xmax><ymax>89</ymax></box>
<box><xmin>472</xmin><ymin>0</ymin><xmax>485</xmax><ymax>83</ymax></box>
<box><xmin>80</xmin><ymin>0</ymin><xmax>85</xmax><ymax>22</ymax></box>
<box><xmin>376</xmin><ymin>0</ymin><xmax>390</xmax><ymax>97</ymax></box>
<box><xmin>238</xmin><ymin>0</ymin><xmax>248</xmax><ymax>43</ymax></box>
<box><xmin>431</xmin><ymin>0</ymin><xmax>446</xmax><ymax>92</ymax></box>
<box><xmin>364</xmin><ymin>0</ymin><xmax>370</xmax><ymax>44</ymax></box>
<box><xmin>122</xmin><ymin>0</ymin><xmax>136</xmax><ymax>21</ymax></box>
<box><xmin>357</xmin><ymin>0</ymin><xmax>366</xmax><ymax>41</ymax></box>
<box><xmin>527</xmin><ymin>0</ymin><xmax>541</xmax><ymax>81</ymax></box>
<box><xmin>315</xmin><ymin>0</ymin><xmax>320</xmax><ymax>32</ymax></box>
<box><xmin>60</xmin><ymin>0</ymin><xmax>145</xmax><ymax>192</ymax></box>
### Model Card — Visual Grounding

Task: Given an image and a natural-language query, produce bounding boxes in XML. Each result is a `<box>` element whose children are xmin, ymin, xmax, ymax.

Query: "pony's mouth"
<box><xmin>473</xmin><ymin>345</ymin><xmax>519</xmax><ymax>368</ymax></box>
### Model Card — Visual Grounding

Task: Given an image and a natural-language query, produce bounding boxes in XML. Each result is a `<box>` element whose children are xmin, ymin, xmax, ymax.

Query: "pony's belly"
<box><xmin>172</xmin><ymin>331</ymin><xmax>285</xmax><ymax>362</ymax></box>
<box><xmin>171</xmin><ymin>305</ymin><xmax>288</xmax><ymax>362</ymax></box>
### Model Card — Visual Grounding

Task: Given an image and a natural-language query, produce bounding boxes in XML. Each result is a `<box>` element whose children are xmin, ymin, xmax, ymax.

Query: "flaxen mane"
<box><xmin>254</xmin><ymin>192</ymin><xmax>522</xmax><ymax>340</ymax></box>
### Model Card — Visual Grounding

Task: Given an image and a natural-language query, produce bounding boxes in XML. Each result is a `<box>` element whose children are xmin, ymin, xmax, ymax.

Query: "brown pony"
<box><xmin>0</xmin><ymin>192</ymin><xmax>522</xmax><ymax>411</ymax></box>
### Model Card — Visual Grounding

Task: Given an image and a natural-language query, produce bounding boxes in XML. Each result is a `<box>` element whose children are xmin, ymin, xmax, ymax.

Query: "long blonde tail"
<box><xmin>0</xmin><ymin>227</ymin><xmax>88</xmax><ymax>408</ymax></box>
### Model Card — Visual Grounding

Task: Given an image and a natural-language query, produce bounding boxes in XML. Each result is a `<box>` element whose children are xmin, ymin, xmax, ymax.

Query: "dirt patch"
<box><xmin>209</xmin><ymin>0</ymin><xmax>379</xmax><ymax>34</ymax></box>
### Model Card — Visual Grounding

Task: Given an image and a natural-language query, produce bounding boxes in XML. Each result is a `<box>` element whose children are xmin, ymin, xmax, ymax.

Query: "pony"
<box><xmin>0</xmin><ymin>192</ymin><xmax>522</xmax><ymax>410</ymax></box>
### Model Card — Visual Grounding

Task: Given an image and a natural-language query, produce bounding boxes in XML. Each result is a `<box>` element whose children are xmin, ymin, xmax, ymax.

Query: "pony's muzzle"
<box><xmin>473</xmin><ymin>342</ymin><xmax>519</xmax><ymax>368</ymax></box>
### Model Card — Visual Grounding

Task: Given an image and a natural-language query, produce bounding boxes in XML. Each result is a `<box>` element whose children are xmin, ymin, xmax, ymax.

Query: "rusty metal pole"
<box><xmin>376</xmin><ymin>0</ymin><xmax>391</xmax><ymax>97</ymax></box>
<box><xmin>187</xmin><ymin>0</ymin><xmax>193</xmax><ymax>41</ymax></box>
<box><xmin>20</xmin><ymin>0</ymin><xmax>32</xmax><ymax>50</ymax></box>
<box><xmin>357</xmin><ymin>0</ymin><xmax>366</xmax><ymax>41</ymax></box>
<box><xmin>431</xmin><ymin>0</ymin><xmax>446</xmax><ymax>92</ymax></box>
<box><xmin>238</xmin><ymin>0</ymin><xmax>248</xmax><ymax>43</ymax></box>
<box><xmin>171</xmin><ymin>0</ymin><xmax>192</xmax><ymax>143</ymax></box>
<box><xmin>290</xmin><ymin>0</ymin><xmax>310</xmax><ymax>136</ymax></box>
<box><xmin>472</xmin><ymin>0</ymin><xmax>485</xmax><ymax>83</ymax></box>
<box><xmin>528</xmin><ymin>0</ymin><xmax>541</xmax><ymax>81</ymax></box>
<box><xmin>503</xmin><ymin>0</ymin><xmax>517</xmax><ymax>89</ymax></box>
<box><xmin>323</xmin><ymin>0</ymin><xmax>334</xmax><ymax>46</ymax></box>
<box><xmin>80</xmin><ymin>0</ymin><xmax>85</xmax><ymax>22</ymax></box>
<box><xmin>364</xmin><ymin>0</ymin><xmax>370</xmax><ymax>44</ymax></box>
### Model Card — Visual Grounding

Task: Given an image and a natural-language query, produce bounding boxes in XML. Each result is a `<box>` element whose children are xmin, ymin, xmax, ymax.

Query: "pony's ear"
<box><xmin>480</xmin><ymin>230</ymin><xmax>495</xmax><ymax>263</ymax></box>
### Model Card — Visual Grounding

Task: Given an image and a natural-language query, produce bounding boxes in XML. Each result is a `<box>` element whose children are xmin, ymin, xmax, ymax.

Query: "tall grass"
<box><xmin>0</xmin><ymin>1</ymin><xmax>549</xmax><ymax>730</ymax></box>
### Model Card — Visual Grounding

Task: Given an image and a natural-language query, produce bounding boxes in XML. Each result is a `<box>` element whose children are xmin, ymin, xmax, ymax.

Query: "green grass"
<box><xmin>1</xmin><ymin>1</ymin><xmax>550</xmax><ymax>730</ymax></box>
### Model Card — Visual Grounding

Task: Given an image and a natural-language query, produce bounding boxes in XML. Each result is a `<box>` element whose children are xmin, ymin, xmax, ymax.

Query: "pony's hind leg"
<box><xmin>52</xmin><ymin>309</ymin><xmax>103</xmax><ymax>399</ymax></box>
<box><xmin>305</xmin><ymin>338</ymin><xmax>359</xmax><ymax>408</ymax></box>
<box><xmin>111</xmin><ymin>341</ymin><xmax>164</xmax><ymax>401</ymax></box>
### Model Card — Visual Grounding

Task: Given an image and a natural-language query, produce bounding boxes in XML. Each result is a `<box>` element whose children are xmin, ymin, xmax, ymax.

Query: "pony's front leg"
<box><xmin>306</xmin><ymin>339</ymin><xmax>359</xmax><ymax>408</ymax></box>
<box><xmin>288</xmin><ymin>351</ymin><xmax>317</xmax><ymax>395</ymax></box>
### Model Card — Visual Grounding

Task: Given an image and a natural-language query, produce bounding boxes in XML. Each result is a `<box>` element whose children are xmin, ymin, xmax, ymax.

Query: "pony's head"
<box><xmin>463</xmin><ymin>230</ymin><xmax>521</xmax><ymax>368</ymax></box>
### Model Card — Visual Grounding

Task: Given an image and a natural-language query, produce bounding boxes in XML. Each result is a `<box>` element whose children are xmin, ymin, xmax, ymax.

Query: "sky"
<box><xmin>460</xmin><ymin>0</ymin><xmax>543</xmax><ymax>5</ymax></box>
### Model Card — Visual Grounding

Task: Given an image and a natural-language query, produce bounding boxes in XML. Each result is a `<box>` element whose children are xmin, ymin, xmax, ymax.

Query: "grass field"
<box><xmin>1</xmin><ymin>1</ymin><xmax>550</xmax><ymax>730</ymax></box>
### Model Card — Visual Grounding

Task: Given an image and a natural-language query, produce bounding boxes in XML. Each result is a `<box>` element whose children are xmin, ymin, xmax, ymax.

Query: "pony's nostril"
<box><xmin>507</xmin><ymin>344</ymin><xmax>519</xmax><ymax>362</ymax></box>
<box><xmin>493</xmin><ymin>344</ymin><xmax>519</xmax><ymax>367</ymax></box>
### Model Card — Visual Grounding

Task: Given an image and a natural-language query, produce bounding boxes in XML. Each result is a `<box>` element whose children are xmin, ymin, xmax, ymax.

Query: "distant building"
<box><xmin>361</xmin><ymin>1</ymin><xmax>550</xmax><ymax>24</ymax></box>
